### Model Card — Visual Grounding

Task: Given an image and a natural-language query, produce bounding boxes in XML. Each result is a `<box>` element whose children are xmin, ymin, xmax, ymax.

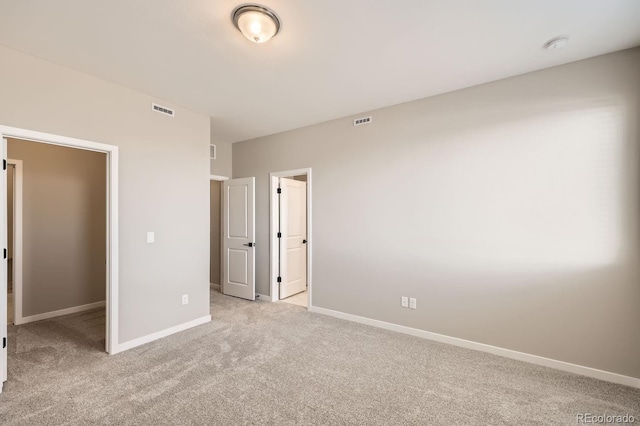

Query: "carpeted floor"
<box><xmin>0</xmin><ymin>289</ymin><xmax>638</xmax><ymax>425</ymax></box>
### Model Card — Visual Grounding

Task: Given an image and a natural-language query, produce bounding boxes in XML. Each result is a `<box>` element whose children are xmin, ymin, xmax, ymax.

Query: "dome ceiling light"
<box><xmin>232</xmin><ymin>4</ymin><xmax>281</xmax><ymax>44</ymax></box>
<box><xmin>545</xmin><ymin>37</ymin><xmax>569</xmax><ymax>50</ymax></box>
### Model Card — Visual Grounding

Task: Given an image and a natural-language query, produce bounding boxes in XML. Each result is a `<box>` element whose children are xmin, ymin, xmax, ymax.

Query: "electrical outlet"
<box><xmin>401</xmin><ymin>296</ymin><xmax>409</xmax><ymax>308</ymax></box>
<box><xmin>182</xmin><ymin>294</ymin><xmax>189</xmax><ymax>305</ymax></box>
<box><xmin>409</xmin><ymin>298</ymin><xmax>417</xmax><ymax>310</ymax></box>
<box><xmin>147</xmin><ymin>231</ymin><xmax>155</xmax><ymax>244</ymax></box>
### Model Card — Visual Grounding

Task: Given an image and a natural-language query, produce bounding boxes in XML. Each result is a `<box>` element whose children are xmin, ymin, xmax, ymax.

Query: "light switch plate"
<box><xmin>401</xmin><ymin>296</ymin><xmax>409</xmax><ymax>308</ymax></box>
<box><xmin>147</xmin><ymin>232</ymin><xmax>155</xmax><ymax>244</ymax></box>
<box><xmin>409</xmin><ymin>298</ymin><xmax>417</xmax><ymax>310</ymax></box>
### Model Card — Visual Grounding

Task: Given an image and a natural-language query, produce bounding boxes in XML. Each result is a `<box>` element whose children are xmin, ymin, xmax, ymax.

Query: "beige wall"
<box><xmin>210</xmin><ymin>180</ymin><xmax>221</xmax><ymax>285</ymax></box>
<box><xmin>8</xmin><ymin>139</ymin><xmax>106</xmax><ymax>316</ymax></box>
<box><xmin>233</xmin><ymin>48</ymin><xmax>640</xmax><ymax>379</ymax></box>
<box><xmin>0</xmin><ymin>45</ymin><xmax>210</xmax><ymax>344</ymax></box>
<box><xmin>210</xmin><ymin>118</ymin><xmax>232</xmax><ymax>177</ymax></box>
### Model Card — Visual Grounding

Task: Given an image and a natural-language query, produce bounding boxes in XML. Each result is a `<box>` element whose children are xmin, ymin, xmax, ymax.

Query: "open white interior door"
<box><xmin>222</xmin><ymin>177</ymin><xmax>255</xmax><ymax>300</ymax></box>
<box><xmin>279</xmin><ymin>178</ymin><xmax>307</xmax><ymax>299</ymax></box>
<box><xmin>1</xmin><ymin>137</ymin><xmax>7</xmax><ymax>392</ymax></box>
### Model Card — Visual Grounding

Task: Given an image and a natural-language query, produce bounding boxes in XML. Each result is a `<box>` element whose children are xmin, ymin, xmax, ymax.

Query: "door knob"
<box><xmin>243</xmin><ymin>242</ymin><xmax>255</xmax><ymax>247</ymax></box>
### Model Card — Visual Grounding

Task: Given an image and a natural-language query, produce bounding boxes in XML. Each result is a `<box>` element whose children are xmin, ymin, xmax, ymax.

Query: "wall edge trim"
<box><xmin>309</xmin><ymin>305</ymin><xmax>640</xmax><ymax>389</ymax></box>
<box><xmin>18</xmin><ymin>301</ymin><xmax>105</xmax><ymax>325</ymax></box>
<box><xmin>111</xmin><ymin>315</ymin><xmax>212</xmax><ymax>354</ymax></box>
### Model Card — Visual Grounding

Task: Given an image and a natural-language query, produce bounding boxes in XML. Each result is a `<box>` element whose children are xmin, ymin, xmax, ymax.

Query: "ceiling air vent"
<box><xmin>152</xmin><ymin>103</ymin><xmax>175</xmax><ymax>117</ymax></box>
<box><xmin>353</xmin><ymin>116</ymin><xmax>372</xmax><ymax>126</ymax></box>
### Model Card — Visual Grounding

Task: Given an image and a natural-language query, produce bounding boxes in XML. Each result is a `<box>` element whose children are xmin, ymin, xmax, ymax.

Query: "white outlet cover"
<box><xmin>147</xmin><ymin>231</ymin><xmax>155</xmax><ymax>243</ymax></box>
<box><xmin>409</xmin><ymin>298</ymin><xmax>417</xmax><ymax>309</ymax></box>
<box><xmin>182</xmin><ymin>294</ymin><xmax>189</xmax><ymax>305</ymax></box>
<box><xmin>401</xmin><ymin>296</ymin><xmax>409</xmax><ymax>308</ymax></box>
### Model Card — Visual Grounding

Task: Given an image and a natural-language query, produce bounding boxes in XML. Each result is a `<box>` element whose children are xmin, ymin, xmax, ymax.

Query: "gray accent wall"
<box><xmin>0</xmin><ymin>45</ymin><xmax>211</xmax><ymax>344</ymax></box>
<box><xmin>233</xmin><ymin>48</ymin><xmax>640</xmax><ymax>379</ymax></box>
<box><xmin>210</xmin><ymin>118</ymin><xmax>232</xmax><ymax>177</ymax></box>
<box><xmin>8</xmin><ymin>139</ymin><xmax>106</xmax><ymax>317</ymax></box>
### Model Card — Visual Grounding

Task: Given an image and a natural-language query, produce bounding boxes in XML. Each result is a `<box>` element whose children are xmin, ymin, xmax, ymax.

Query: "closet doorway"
<box><xmin>269</xmin><ymin>169</ymin><xmax>312</xmax><ymax>309</ymax></box>
<box><xmin>209</xmin><ymin>175</ymin><xmax>228</xmax><ymax>293</ymax></box>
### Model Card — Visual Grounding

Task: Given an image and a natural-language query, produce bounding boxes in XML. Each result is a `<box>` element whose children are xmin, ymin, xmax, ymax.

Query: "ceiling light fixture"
<box><xmin>232</xmin><ymin>4</ymin><xmax>281</xmax><ymax>44</ymax></box>
<box><xmin>545</xmin><ymin>37</ymin><xmax>569</xmax><ymax>50</ymax></box>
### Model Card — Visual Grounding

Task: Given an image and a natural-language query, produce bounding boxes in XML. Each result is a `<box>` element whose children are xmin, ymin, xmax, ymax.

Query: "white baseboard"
<box><xmin>111</xmin><ymin>315</ymin><xmax>211</xmax><ymax>354</ymax></box>
<box><xmin>309</xmin><ymin>306</ymin><xmax>640</xmax><ymax>389</ymax></box>
<box><xmin>256</xmin><ymin>293</ymin><xmax>270</xmax><ymax>301</ymax></box>
<box><xmin>17</xmin><ymin>301</ymin><xmax>105</xmax><ymax>325</ymax></box>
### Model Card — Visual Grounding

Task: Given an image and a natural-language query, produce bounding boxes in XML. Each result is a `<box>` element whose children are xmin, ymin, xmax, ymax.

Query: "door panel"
<box><xmin>228</xmin><ymin>249</ymin><xmax>248</xmax><ymax>285</ymax></box>
<box><xmin>222</xmin><ymin>177</ymin><xmax>255</xmax><ymax>300</ymax></box>
<box><xmin>286</xmin><ymin>247</ymin><xmax>305</xmax><ymax>283</ymax></box>
<box><xmin>227</xmin><ymin>185</ymin><xmax>248</xmax><ymax>238</ymax></box>
<box><xmin>279</xmin><ymin>178</ymin><xmax>307</xmax><ymax>299</ymax></box>
<box><xmin>1</xmin><ymin>137</ymin><xmax>7</xmax><ymax>390</ymax></box>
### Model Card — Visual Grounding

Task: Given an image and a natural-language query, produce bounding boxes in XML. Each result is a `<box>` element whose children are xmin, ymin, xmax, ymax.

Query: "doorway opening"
<box><xmin>1</xmin><ymin>125</ymin><xmax>119</xmax><ymax>393</ymax></box>
<box><xmin>209</xmin><ymin>174</ymin><xmax>228</xmax><ymax>295</ymax></box>
<box><xmin>7</xmin><ymin>138</ymin><xmax>106</xmax><ymax>327</ymax></box>
<box><xmin>270</xmin><ymin>169</ymin><xmax>312</xmax><ymax>309</ymax></box>
<box><xmin>5</xmin><ymin>160</ymin><xmax>21</xmax><ymax>327</ymax></box>
<box><xmin>6</xmin><ymin>161</ymin><xmax>16</xmax><ymax>326</ymax></box>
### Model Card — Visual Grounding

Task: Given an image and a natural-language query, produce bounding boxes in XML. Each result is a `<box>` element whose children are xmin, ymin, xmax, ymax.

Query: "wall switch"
<box><xmin>409</xmin><ymin>298</ymin><xmax>417</xmax><ymax>310</ymax></box>
<box><xmin>146</xmin><ymin>232</ymin><xmax>155</xmax><ymax>244</ymax></box>
<box><xmin>401</xmin><ymin>296</ymin><xmax>409</xmax><ymax>308</ymax></box>
<box><xmin>182</xmin><ymin>294</ymin><xmax>189</xmax><ymax>305</ymax></box>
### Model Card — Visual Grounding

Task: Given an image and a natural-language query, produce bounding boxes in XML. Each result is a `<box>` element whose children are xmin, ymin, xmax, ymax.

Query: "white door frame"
<box><xmin>269</xmin><ymin>168</ymin><xmax>312</xmax><ymax>309</ymax></box>
<box><xmin>6</xmin><ymin>159</ymin><xmax>23</xmax><ymax>325</ymax></box>
<box><xmin>210</xmin><ymin>174</ymin><xmax>229</xmax><ymax>182</ymax></box>
<box><xmin>210</xmin><ymin>175</ymin><xmax>228</xmax><ymax>291</ymax></box>
<box><xmin>0</xmin><ymin>125</ymin><xmax>119</xmax><ymax>354</ymax></box>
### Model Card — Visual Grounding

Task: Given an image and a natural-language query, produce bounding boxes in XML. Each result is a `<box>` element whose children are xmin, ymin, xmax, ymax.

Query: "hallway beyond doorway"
<box><xmin>280</xmin><ymin>290</ymin><xmax>307</xmax><ymax>308</ymax></box>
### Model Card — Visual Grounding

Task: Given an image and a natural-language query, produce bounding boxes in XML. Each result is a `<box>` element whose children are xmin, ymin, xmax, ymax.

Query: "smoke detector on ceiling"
<box><xmin>545</xmin><ymin>37</ymin><xmax>569</xmax><ymax>50</ymax></box>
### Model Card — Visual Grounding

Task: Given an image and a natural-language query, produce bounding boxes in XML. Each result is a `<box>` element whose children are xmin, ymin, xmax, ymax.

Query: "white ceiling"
<box><xmin>1</xmin><ymin>0</ymin><xmax>639</xmax><ymax>143</ymax></box>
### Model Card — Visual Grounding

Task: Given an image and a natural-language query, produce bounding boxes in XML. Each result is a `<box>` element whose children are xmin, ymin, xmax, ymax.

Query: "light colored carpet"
<box><xmin>281</xmin><ymin>290</ymin><xmax>308</xmax><ymax>307</ymax></box>
<box><xmin>0</xmin><ymin>288</ymin><xmax>638</xmax><ymax>425</ymax></box>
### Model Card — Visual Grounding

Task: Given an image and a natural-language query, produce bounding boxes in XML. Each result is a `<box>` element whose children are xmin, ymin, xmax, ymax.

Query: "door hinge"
<box><xmin>2</xmin><ymin>337</ymin><xmax>5</xmax><ymax>349</ymax></box>
<box><xmin>2</xmin><ymin>159</ymin><xmax>6</xmax><ymax>170</ymax></box>
<box><xmin>277</xmin><ymin>232</ymin><xmax>281</xmax><ymax>238</ymax></box>
<box><xmin>277</xmin><ymin>188</ymin><xmax>281</xmax><ymax>194</ymax></box>
<box><xmin>277</xmin><ymin>276</ymin><xmax>282</xmax><ymax>283</ymax></box>
<box><xmin>3</xmin><ymin>248</ymin><xmax>6</xmax><ymax>259</ymax></box>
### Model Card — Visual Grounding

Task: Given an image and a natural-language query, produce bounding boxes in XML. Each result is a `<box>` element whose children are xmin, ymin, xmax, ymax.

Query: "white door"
<box><xmin>222</xmin><ymin>177</ymin><xmax>255</xmax><ymax>300</ymax></box>
<box><xmin>1</xmin><ymin>137</ymin><xmax>7</xmax><ymax>391</ymax></box>
<box><xmin>279</xmin><ymin>178</ymin><xmax>307</xmax><ymax>299</ymax></box>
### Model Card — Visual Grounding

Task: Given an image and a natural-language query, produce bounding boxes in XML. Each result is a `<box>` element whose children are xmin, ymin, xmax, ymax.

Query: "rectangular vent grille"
<box><xmin>210</xmin><ymin>144</ymin><xmax>216</xmax><ymax>160</ymax></box>
<box><xmin>353</xmin><ymin>116</ymin><xmax>372</xmax><ymax>126</ymax></box>
<box><xmin>152</xmin><ymin>103</ymin><xmax>175</xmax><ymax>117</ymax></box>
